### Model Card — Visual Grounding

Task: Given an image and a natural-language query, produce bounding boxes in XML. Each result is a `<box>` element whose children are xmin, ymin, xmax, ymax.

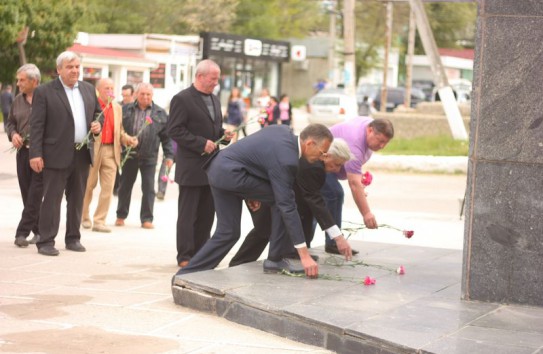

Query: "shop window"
<box><xmin>150</xmin><ymin>63</ymin><xmax>166</xmax><ymax>89</ymax></box>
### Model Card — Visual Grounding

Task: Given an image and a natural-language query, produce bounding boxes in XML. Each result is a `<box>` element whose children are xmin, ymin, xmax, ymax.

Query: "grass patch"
<box><xmin>381</xmin><ymin>135</ymin><xmax>469</xmax><ymax>156</ymax></box>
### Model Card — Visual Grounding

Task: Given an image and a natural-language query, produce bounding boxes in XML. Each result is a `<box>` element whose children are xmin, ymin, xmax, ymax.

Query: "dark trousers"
<box><xmin>37</xmin><ymin>149</ymin><xmax>90</xmax><ymax>248</ymax></box>
<box><xmin>229</xmin><ymin>204</ymin><xmax>272</xmax><ymax>267</ymax></box>
<box><xmin>176</xmin><ymin>185</ymin><xmax>214</xmax><ymax>264</ymax></box>
<box><xmin>15</xmin><ymin>147</ymin><xmax>43</xmax><ymax>238</ymax></box>
<box><xmin>116</xmin><ymin>156</ymin><xmax>156</xmax><ymax>223</ymax></box>
<box><xmin>178</xmin><ymin>174</ymin><xmax>293</xmax><ymax>275</ymax></box>
<box><xmin>321</xmin><ymin>173</ymin><xmax>344</xmax><ymax>246</ymax></box>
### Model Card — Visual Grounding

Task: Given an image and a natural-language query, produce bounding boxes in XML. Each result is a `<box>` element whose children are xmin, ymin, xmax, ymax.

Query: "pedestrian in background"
<box><xmin>224</xmin><ymin>87</ymin><xmax>247</xmax><ymax>142</ymax></box>
<box><xmin>1</xmin><ymin>84</ymin><xmax>14</xmax><ymax>131</ymax></box>
<box><xmin>277</xmin><ymin>94</ymin><xmax>292</xmax><ymax>127</ymax></box>
<box><xmin>115</xmin><ymin>83</ymin><xmax>173</xmax><ymax>229</ymax></box>
<box><xmin>5</xmin><ymin>64</ymin><xmax>42</xmax><ymax>247</ymax></box>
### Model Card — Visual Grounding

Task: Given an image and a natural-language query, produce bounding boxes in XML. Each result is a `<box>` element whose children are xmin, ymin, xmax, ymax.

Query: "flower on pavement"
<box><xmin>363</xmin><ymin>276</ymin><xmax>376</xmax><ymax>285</ymax></box>
<box><xmin>396</xmin><ymin>265</ymin><xmax>405</xmax><ymax>275</ymax></box>
<box><xmin>403</xmin><ymin>230</ymin><xmax>414</xmax><ymax>239</ymax></box>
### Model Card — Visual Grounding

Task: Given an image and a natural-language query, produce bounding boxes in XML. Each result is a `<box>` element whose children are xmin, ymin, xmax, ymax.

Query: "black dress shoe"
<box><xmin>38</xmin><ymin>246</ymin><xmax>60</xmax><ymax>256</ymax></box>
<box><xmin>14</xmin><ymin>236</ymin><xmax>29</xmax><ymax>248</ymax></box>
<box><xmin>66</xmin><ymin>241</ymin><xmax>86</xmax><ymax>252</ymax></box>
<box><xmin>325</xmin><ymin>243</ymin><xmax>359</xmax><ymax>255</ymax></box>
<box><xmin>263</xmin><ymin>258</ymin><xmax>304</xmax><ymax>274</ymax></box>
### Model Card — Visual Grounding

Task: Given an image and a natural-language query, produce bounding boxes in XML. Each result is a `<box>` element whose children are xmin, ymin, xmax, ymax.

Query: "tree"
<box><xmin>230</xmin><ymin>0</ymin><xmax>325</xmax><ymax>39</ymax></box>
<box><xmin>0</xmin><ymin>0</ymin><xmax>83</xmax><ymax>84</ymax></box>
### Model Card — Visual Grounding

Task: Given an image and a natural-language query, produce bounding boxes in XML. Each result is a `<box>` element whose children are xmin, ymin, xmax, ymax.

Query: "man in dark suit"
<box><xmin>29</xmin><ymin>51</ymin><xmax>102</xmax><ymax>256</ymax></box>
<box><xmin>175</xmin><ymin>124</ymin><xmax>333</xmax><ymax>279</ymax></box>
<box><xmin>229</xmin><ymin>138</ymin><xmax>354</xmax><ymax>267</ymax></box>
<box><xmin>167</xmin><ymin>59</ymin><xmax>232</xmax><ymax>268</ymax></box>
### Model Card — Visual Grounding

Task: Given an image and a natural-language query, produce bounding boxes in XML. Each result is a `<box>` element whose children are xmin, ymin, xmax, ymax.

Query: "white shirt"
<box><xmin>60</xmin><ymin>78</ymin><xmax>86</xmax><ymax>143</ymax></box>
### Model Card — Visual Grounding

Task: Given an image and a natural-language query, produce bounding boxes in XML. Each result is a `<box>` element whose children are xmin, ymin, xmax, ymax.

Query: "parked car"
<box><xmin>306</xmin><ymin>89</ymin><xmax>358</xmax><ymax>126</ymax></box>
<box><xmin>356</xmin><ymin>84</ymin><xmax>426</xmax><ymax>112</ymax></box>
<box><xmin>433</xmin><ymin>78</ymin><xmax>472</xmax><ymax>103</ymax></box>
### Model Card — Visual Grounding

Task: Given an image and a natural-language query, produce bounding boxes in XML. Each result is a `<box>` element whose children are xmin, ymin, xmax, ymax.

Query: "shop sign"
<box><xmin>201</xmin><ymin>32</ymin><xmax>290</xmax><ymax>62</ymax></box>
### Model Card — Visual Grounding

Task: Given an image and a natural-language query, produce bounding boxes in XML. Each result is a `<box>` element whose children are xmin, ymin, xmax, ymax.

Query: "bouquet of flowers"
<box><xmin>120</xmin><ymin>116</ymin><xmax>153</xmax><ymax>170</ymax></box>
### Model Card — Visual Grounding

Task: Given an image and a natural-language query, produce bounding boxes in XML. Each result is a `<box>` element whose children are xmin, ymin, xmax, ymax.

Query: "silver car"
<box><xmin>306</xmin><ymin>89</ymin><xmax>358</xmax><ymax>126</ymax></box>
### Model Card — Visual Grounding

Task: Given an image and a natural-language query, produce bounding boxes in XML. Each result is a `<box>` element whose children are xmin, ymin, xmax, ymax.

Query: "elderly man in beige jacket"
<box><xmin>82</xmin><ymin>78</ymin><xmax>137</xmax><ymax>232</ymax></box>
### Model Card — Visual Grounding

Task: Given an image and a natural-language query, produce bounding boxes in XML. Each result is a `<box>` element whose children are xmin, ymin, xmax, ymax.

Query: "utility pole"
<box><xmin>343</xmin><ymin>0</ymin><xmax>356</xmax><ymax>95</ymax></box>
<box><xmin>380</xmin><ymin>2</ymin><xmax>393</xmax><ymax>112</ymax></box>
<box><xmin>328</xmin><ymin>1</ymin><xmax>337</xmax><ymax>87</ymax></box>
<box><xmin>404</xmin><ymin>9</ymin><xmax>416</xmax><ymax>108</ymax></box>
<box><xmin>407</xmin><ymin>0</ymin><xmax>467</xmax><ymax>140</ymax></box>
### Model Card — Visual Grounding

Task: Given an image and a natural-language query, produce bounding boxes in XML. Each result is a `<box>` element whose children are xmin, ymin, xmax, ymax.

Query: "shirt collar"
<box><xmin>59</xmin><ymin>77</ymin><xmax>79</xmax><ymax>89</ymax></box>
<box><xmin>297</xmin><ymin>136</ymin><xmax>302</xmax><ymax>159</ymax></box>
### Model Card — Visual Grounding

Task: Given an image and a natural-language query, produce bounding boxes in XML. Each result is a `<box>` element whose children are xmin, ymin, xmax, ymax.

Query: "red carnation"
<box><xmin>361</xmin><ymin>171</ymin><xmax>373</xmax><ymax>186</ymax></box>
<box><xmin>403</xmin><ymin>230</ymin><xmax>414</xmax><ymax>239</ymax></box>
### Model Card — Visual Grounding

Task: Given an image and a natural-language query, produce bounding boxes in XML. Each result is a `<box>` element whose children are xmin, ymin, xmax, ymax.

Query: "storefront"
<box><xmin>200</xmin><ymin>32</ymin><xmax>290</xmax><ymax>107</ymax></box>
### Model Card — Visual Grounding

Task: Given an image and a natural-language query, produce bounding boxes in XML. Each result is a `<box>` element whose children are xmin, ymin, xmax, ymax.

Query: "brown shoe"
<box><xmin>141</xmin><ymin>221</ymin><xmax>154</xmax><ymax>229</ymax></box>
<box><xmin>178</xmin><ymin>260</ymin><xmax>189</xmax><ymax>268</ymax></box>
<box><xmin>115</xmin><ymin>218</ymin><xmax>125</xmax><ymax>226</ymax></box>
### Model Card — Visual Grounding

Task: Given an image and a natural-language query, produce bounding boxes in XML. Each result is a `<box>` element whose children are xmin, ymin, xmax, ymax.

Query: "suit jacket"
<box><xmin>206</xmin><ymin>125</ymin><xmax>305</xmax><ymax>245</ymax></box>
<box><xmin>30</xmin><ymin>78</ymin><xmax>101</xmax><ymax>168</ymax></box>
<box><xmin>294</xmin><ymin>158</ymin><xmax>336</xmax><ymax>231</ymax></box>
<box><xmin>167</xmin><ymin>85</ymin><xmax>225</xmax><ymax>186</ymax></box>
<box><xmin>94</xmin><ymin>101</ymin><xmax>126</xmax><ymax>167</ymax></box>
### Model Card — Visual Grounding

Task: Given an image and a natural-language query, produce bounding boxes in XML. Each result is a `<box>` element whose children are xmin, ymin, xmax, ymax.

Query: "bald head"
<box><xmin>96</xmin><ymin>78</ymin><xmax>114</xmax><ymax>103</ymax></box>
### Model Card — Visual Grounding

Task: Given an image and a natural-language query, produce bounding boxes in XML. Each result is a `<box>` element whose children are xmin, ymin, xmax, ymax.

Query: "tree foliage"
<box><xmin>0</xmin><ymin>0</ymin><xmax>83</xmax><ymax>84</ymax></box>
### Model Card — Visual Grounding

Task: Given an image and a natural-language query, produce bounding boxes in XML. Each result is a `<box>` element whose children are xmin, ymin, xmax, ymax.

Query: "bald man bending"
<box><xmin>81</xmin><ymin>78</ymin><xmax>138</xmax><ymax>233</ymax></box>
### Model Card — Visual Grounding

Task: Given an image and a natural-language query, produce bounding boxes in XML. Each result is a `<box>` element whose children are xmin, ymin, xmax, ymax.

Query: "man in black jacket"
<box><xmin>229</xmin><ymin>138</ymin><xmax>354</xmax><ymax>267</ymax></box>
<box><xmin>115</xmin><ymin>83</ymin><xmax>173</xmax><ymax>229</ymax></box>
<box><xmin>167</xmin><ymin>59</ymin><xmax>232</xmax><ymax>268</ymax></box>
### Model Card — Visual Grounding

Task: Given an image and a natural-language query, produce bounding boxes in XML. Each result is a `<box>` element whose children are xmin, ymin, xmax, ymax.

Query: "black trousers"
<box><xmin>37</xmin><ymin>149</ymin><xmax>90</xmax><ymax>248</ymax></box>
<box><xmin>15</xmin><ymin>147</ymin><xmax>43</xmax><ymax>238</ymax></box>
<box><xmin>228</xmin><ymin>204</ymin><xmax>272</xmax><ymax>267</ymax></box>
<box><xmin>176</xmin><ymin>185</ymin><xmax>215</xmax><ymax>264</ymax></box>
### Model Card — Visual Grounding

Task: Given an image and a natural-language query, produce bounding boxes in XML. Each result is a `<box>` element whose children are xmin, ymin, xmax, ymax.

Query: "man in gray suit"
<box><xmin>176</xmin><ymin>124</ymin><xmax>333</xmax><ymax>278</ymax></box>
<box><xmin>30</xmin><ymin>51</ymin><xmax>102</xmax><ymax>256</ymax></box>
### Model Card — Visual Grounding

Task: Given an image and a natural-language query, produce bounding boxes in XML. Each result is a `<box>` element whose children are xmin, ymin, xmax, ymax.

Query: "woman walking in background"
<box><xmin>278</xmin><ymin>94</ymin><xmax>292</xmax><ymax>127</ymax></box>
<box><xmin>225</xmin><ymin>87</ymin><xmax>246</xmax><ymax>142</ymax></box>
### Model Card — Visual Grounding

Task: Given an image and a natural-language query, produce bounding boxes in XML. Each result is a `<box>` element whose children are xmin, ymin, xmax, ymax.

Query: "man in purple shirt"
<box><xmin>322</xmin><ymin>117</ymin><xmax>394</xmax><ymax>254</ymax></box>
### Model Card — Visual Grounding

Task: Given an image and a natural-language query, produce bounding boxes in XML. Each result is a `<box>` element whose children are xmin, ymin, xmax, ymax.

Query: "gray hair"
<box><xmin>17</xmin><ymin>63</ymin><xmax>41</xmax><ymax>83</ymax></box>
<box><xmin>135</xmin><ymin>82</ymin><xmax>154</xmax><ymax>92</ymax></box>
<box><xmin>327</xmin><ymin>138</ymin><xmax>353</xmax><ymax>162</ymax></box>
<box><xmin>195</xmin><ymin>59</ymin><xmax>220</xmax><ymax>76</ymax></box>
<box><xmin>56</xmin><ymin>51</ymin><xmax>80</xmax><ymax>68</ymax></box>
<box><xmin>300</xmin><ymin>123</ymin><xmax>333</xmax><ymax>145</ymax></box>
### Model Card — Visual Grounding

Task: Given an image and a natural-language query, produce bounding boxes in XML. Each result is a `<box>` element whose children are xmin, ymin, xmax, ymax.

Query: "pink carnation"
<box><xmin>161</xmin><ymin>175</ymin><xmax>169</xmax><ymax>182</ymax></box>
<box><xmin>145</xmin><ymin>116</ymin><xmax>153</xmax><ymax>125</ymax></box>
<box><xmin>396</xmin><ymin>265</ymin><xmax>405</xmax><ymax>275</ymax></box>
<box><xmin>361</xmin><ymin>171</ymin><xmax>373</xmax><ymax>186</ymax></box>
<box><xmin>363</xmin><ymin>276</ymin><xmax>376</xmax><ymax>285</ymax></box>
<box><xmin>403</xmin><ymin>230</ymin><xmax>414</xmax><ymax>239</ymax></box>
